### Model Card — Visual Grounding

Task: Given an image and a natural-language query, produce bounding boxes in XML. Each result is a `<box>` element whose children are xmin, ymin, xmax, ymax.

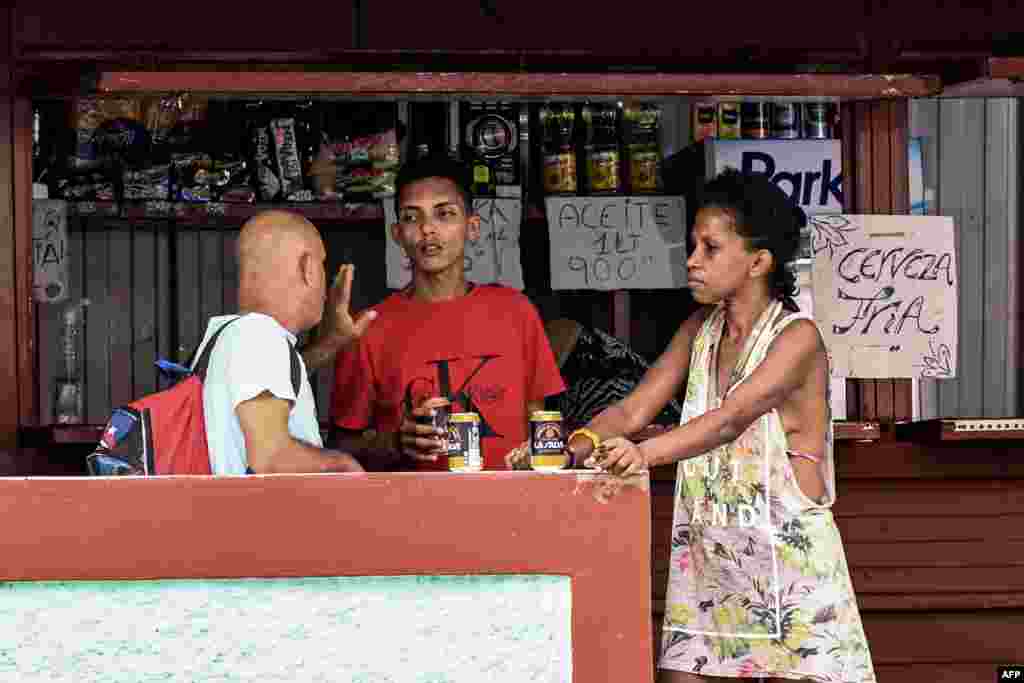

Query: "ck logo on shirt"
<box><xmin>403</xmin><ymin>355</ymin><xmax>504</xmax><ymax>437</ymax></box>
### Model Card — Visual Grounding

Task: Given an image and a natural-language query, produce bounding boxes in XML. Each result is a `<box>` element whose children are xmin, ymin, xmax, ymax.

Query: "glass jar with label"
<box><xmin>583</xmin><ymin>103</ymin><xmax>622</xmax><ymax>194</ymax></box>
<box><xmin>624</xmin><ymin>103</ymin><xmax>662</xmax><ymax>193</ymax></box>
<box><xmin>540</xmin><ymin>103</ymin><xmax>577</xmax><ymax>194</ymax></box>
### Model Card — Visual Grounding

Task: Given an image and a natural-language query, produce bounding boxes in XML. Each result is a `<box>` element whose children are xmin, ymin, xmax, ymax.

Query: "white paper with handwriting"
<box><xmin>810</xmin><ymin>214</ymin><xmax>958</xmax><ymax>379</ymax></box>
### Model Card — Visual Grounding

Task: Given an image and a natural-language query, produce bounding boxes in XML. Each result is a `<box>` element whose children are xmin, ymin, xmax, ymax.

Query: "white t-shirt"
<box><xmin>193</xmin><ymin>313</ymin><xmax>322</xmax><ymax>475</ymax></box>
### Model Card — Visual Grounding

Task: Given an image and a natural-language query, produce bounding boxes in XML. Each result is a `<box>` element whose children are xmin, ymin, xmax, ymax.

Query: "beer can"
<box><xmin>741</xmin><ymin>102</ymin><xmax>771</xmax><ymax>139</ymax></box>
<box><xmin>529</xmin><ymin>411</ymin><xmax>568</xmax><ymax>472</ymax></box>
<box><xmin>803</xmin><ymin>102</ymin><xmax>831</xmax><ymax>139</ymax></box>
<box><xmin>692</xmin><ymin>102</ymin><xmax>718</xmax><ymax>142</ymax></box>
<box><xmin>717</xmin><ymin>103</ymin><xmax>740</xmax><ymax>139</ymax></box>
<box><xmin>447</xmin><ymin>412</ymin><xmax>482</xmax><ymax>472</ymax></box>
<box><xmin>771</xmin><ymin>102</ymin><xmax>801</xmax><ymax>139</ymax></box>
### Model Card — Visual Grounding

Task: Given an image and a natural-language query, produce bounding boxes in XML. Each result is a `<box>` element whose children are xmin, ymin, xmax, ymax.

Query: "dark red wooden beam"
<box><xmin>89</xmin><ymin>70</ymin><xmax>942</xmax><ymax>99</ymax></box>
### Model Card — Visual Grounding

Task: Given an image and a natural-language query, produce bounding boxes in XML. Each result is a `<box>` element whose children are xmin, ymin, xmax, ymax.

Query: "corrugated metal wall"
<box><xmin>910</xmin><ymin>98</ymin><xmax>1020</xmax><ymax>419</ymax></box>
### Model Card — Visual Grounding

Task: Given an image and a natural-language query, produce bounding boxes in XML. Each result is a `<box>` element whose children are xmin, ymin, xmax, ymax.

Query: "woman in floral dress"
<box><xmin>560</xmin><ymin>169</ymin><xmax>876</xmax><ymax>682</ymax></box>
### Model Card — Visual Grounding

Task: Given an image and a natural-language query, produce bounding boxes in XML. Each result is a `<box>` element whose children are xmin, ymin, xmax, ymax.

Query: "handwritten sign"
<box><xmin>546</xmin><ymin>196</ymin><xmax>687</xmax><ymax>291</ymax></box>
<box><xmin>384</xmin><ymin>198</ymin><xmax>524</xmax><ymax>290</ymax></box>
<box><xmin>810</xmin><ymin>214</ymin><xmax>958</xmax><ymax>379</ymax></box>
<box><xmin>32</xmin><ymin>199</ymin><xmax>69</xmax><ymax>304</ymax></box>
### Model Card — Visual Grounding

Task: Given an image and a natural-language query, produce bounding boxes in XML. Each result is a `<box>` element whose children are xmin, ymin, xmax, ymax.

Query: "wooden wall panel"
<box><xmin>82</xmin><ymin>219</ymin><xmax>110</xmax><ymax>424</ymax></box>
<box><xmin>106</xmin><ymin>223</ymin><xmax>134</xmax><ymax>408</ymax></box>
<box><xmin>175</xmin><ymin>228</ymin><xmax>201</xmax><ymax>363</ymax></box>
<box><xmin>131</xmin><ymin>223</ymin><xmax>158</xmax><ymax>399</ymax></box>
<box><xmin>35</xmin><ymin>224</ymin><xmax>85</xmax><ymax>425</ymax></box>
<box><xmin>155</xmin><ymin>224</ymin><xmax>172</xmax><ymax>390</ymax></box>
<box><xmin>14</xmin><ymin>99</ymin><xmax>35</xmax><ymax>427</ymax></box>
<box><xmin>843</xmin><ymin>100</ymin><xmax>913</xmax><ymax>422</ymax></box>
<box><xmin>0</xmin><ymin>7</ymin><xmax>17</xmax><ymax>450</ymax></box>
<box><xmin>198</xmin><ymin>229</ymin><xmax>225</xmax><ymax>342</ymax></box>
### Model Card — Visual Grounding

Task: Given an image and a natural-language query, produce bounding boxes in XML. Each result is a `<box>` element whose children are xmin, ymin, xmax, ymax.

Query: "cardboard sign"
<box><xmin>810</xmin><ymin>214</ymin><xmax>958</xmax><ymax>379</ymax></box>
<box><xmin>32</xmin><ymin>199</ymin><xmax>70</xmax><ymax>304</ymax></box>
<box><xmin>385</xmin><ymin>198</ymin><xmax>524</xmax><ymax>290</ymax></box>
<box><xmin>546</xmin><ymin>196</ymin><xmax>687</xmax><ymax>291</ymax></box>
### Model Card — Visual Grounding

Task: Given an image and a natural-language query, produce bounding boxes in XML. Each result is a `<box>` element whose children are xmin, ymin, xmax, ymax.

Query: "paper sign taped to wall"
<box><xmin>546</xmin><ymin>196</ymin><xmax>687</xmax><ymax>291</ymax></box>
<box><xmin>32</xmin><ymin>199</ymin><xmax>70</xmax><ymax>304</ymax></box>
<box><xmin>810</xmin><ymin>214</ymin><xmax>958</xmax><ymax>379</ymax></box>
<box><xmin>384</xmin><ymin>198</ymin><xmax>524</xmax><ymax>290</ymax></box>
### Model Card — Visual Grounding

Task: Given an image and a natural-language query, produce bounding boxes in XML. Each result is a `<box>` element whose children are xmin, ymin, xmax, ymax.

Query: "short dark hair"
<box><xmin>394</xmin><ymin>155</ymin><xmax>474</xmax><ymax>216</ymax></box>
<box><xmin>698</xmin><ymin>167</ymin><xmax>807</xmax><ymax>309</ymax></box>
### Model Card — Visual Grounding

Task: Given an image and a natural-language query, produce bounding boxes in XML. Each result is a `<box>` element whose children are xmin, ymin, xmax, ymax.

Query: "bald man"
<box><xmin>193</xmin><ymin>209</ymin><xmax>375</xmax><ymax>474</ymax></box>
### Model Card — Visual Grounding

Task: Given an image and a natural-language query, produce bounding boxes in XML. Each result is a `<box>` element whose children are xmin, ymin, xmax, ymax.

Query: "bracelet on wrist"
<box><xmin>568</xmin><ymin>428</ymin><xmax>601</xmax><ymax>452</ymax></box>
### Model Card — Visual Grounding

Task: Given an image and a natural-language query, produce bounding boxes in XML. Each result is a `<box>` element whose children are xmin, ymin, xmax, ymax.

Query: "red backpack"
<box><xmin>86</xmin><ymin>316</ymin><xmax>301</xmax><ymax>476</ymax></box>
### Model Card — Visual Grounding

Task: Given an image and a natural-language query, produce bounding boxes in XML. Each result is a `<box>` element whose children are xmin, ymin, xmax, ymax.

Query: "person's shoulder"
<box><xmin>474</xmin><ymin>284</ymin><xmax>536</xmax><ymax>311</ymax></box>
<box><xmin>230</xmin><ymin>312</ymin><xmax>291</xmax><ymax>337</ymax></box>
<box><xmin>373</xmin><ymin>290</ymin><xmax>412</xmax><ymax>313</ymax></box>
<box><xmin>215</xmin><ymin>313</ymin><xmax>294</xmax><ymax>352</ymax></box>
<box><xmin>771</xmin><ymin>316</ymin><xmax>825</xmax><ymax>355</ymax></box>
<box><xmin>682</xmin><ymin>305</ymin><xmax>716</xmax><ymax>332</ymax></box>
<box><xmin>356</xmin><ymin>291</ymin><xmax>414</xmax><ymax>341</ymax></box>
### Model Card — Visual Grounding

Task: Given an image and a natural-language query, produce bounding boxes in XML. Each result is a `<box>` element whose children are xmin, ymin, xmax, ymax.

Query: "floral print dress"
<box><xmin>658</xmin><ymin>301</ymin><xmax>876</xmax><ymax>681</ymax></box>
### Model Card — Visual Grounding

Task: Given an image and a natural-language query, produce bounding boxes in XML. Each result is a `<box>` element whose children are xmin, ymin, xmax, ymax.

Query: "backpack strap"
<box><xmin>192</xmin><ymin>314</ymin><xmax>304</xmax><ymax>398</ymax></box>
<box><xmin>191</xmin><ymin>316</ymin><xmax>242</xmax><ymax>381</ymax></box>
<box><xmin>288</xmin><ymin>341</ymin><xmax>302</xmax><ymax>397</ymax></box>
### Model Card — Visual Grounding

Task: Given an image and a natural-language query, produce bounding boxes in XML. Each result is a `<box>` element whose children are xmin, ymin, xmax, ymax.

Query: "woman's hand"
<box><xmin>585</xmin><ymin>436</ymin><xmax>648</xmax><ymax>477</ymax></box>
<box><xmin>504</xmin><ymin>441</ymin><xmax>532</xmax><ymax>470</ymax></box>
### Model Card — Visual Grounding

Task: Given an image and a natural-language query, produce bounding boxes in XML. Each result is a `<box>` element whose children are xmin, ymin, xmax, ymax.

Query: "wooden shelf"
<box><xmin>95</xmin><ymin>70</ymin><xmax>942</xmax><ymax>99</ymax></box>
<box><xmin>834</xmin><ymin>421</ymin><xmax>881</xmax><ymax>441</ymax></box>
<box><xmin>65</xmin><ymin>200</ymin><xmax>385</xmax><ymax>224</ymax></box>
<box><xmin>895</xmin><ymin>418</ymin><xmax>1024</xmax><ymax>443</ymax></box>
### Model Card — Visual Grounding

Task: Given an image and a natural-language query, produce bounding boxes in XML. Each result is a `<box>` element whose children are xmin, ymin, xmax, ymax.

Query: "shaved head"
<box><xmin>237</xmin><ymin>210</ymin><xmax>328</xmax><ymax>333</ymax></box>
<box><xmin>239</xmin><ymin>210</ymin><xmax>321</xmax><ymax>277</ymax></box>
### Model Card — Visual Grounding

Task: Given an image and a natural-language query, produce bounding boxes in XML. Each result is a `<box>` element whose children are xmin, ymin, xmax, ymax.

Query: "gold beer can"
<box><xmin>529</xmin><ymin>411</ymin><xmax>568</xmax><ymax>471</ymax></box>
<box><xmin>447</xmin><ymin>412</ymin><xmax>482</xmax><ymax>472</ymax></box>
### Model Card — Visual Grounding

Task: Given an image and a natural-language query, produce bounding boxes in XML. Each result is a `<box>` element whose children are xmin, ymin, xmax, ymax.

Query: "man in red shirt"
<box><xmin>329</xmin><ymin>156</ymin><xmax>565</xmax><ymax>470</ymax></box>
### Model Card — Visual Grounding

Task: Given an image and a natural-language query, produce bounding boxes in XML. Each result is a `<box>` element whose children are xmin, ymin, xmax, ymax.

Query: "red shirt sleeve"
<box><xmin>331</xmin><ymin>338</ymin><xmax>375</xmax><ymax>430</ymax></box>
<box><xmin>520</xmin><ymin>297</ymin><xmax>566</xmax><ymax>403</ymax></box>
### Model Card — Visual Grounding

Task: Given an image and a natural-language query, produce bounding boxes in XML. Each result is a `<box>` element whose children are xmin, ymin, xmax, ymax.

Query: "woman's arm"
<box><xmin>566</xmin><ymin>306</ymin><xmax>710</xmax><ymax>464</ymax></box>
<box><xmin>599</xmin><ymin>319</ymin><xmax>824</xmax><ymax>475</ymax></box>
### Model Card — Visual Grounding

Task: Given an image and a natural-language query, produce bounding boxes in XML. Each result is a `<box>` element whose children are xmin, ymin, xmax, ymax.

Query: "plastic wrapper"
<box><xmin>91</xmin><ymin>118</ymin><xmax>152</xmax><ymax>167</ymax></box>
<box><xmin>143</xmin><ymin>95</ymin><xmax>181</xmax><ymax>145</ymax></box>
<box><xmin>269</xmin><ymin>117</ymin><xmax>304</xmax><ymax>198</ymax></box>
<box><xmin>69</xmin><ymin>98</ymin><xmax>143</xmax><ymax>170</ymax></box>
<box><xmin>250</xmin><ymin>124</ymin><xmax>282</xmax><ymax>201</ymax></box>
<box><xmin>56</xmin><ymin>173</ymin><xmax>116</xmax><ymax>201</ymax></box>
<box><xmin>163</xmin><ymin>95</ymin><xmax>210</xmax><ymax>149</ymax></box>
<box><xmin>123</xmin><ymin>165</ymin><xmax>171</xmax><ymax>201</ymax></box>
<box><xmin>319</xmin><ymin>128</ymin><xmax>399</xmax><ymax>200</ymax></box>
<box><xmin>171</xmin><ymin>153</ymin><xmax>213</xmax><ymax>202</ymax></box>
<box><xmin>220</xmin><ymin>187</ymin><xmax>256</xmax><ymax>203</ymax></box>
<box><xmin>285</xmin><ymin>189</ymin><xmax>315</xmax><ymax>202</ymax></box>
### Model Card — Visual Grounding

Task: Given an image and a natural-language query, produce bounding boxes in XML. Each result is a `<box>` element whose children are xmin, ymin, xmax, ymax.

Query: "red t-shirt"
<box><xmin>332</xmin><ymin>285</ymin><xmax>566</xmax><ymax>470</ymax></box>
